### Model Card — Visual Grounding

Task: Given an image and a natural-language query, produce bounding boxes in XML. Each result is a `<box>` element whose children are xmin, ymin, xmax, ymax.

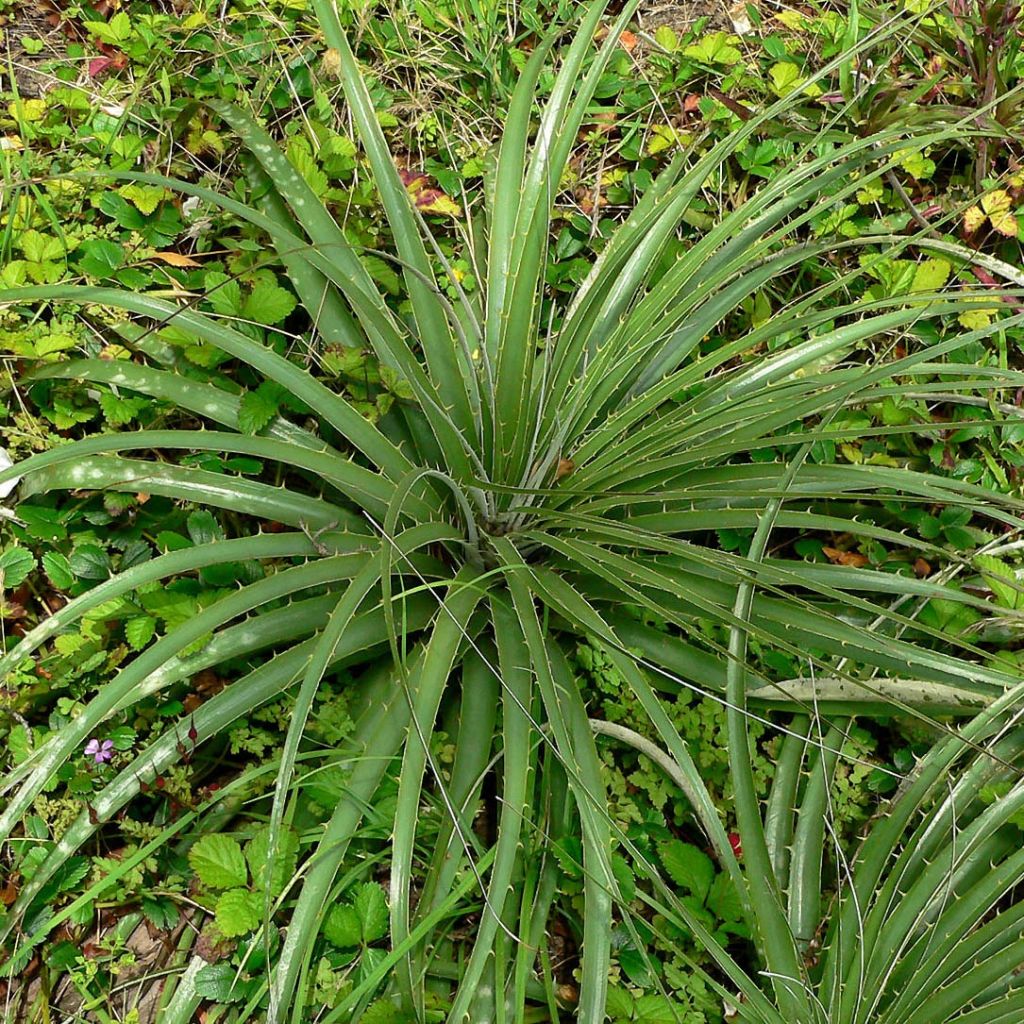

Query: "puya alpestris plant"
<box><xmin>2</xmin><ymin>1</ymin><xmax>1024</xmax><ymax>1020</ymax></box>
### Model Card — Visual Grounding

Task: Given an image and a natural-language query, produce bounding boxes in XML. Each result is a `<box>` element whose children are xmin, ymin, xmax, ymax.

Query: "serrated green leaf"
<box><xmin>20</xmin><ymin>230</ymin><xmax>64</xmax><ymax>264</ymax></box>
<box><xmin>0</xmin><ymin>547</ymin><xmax>36</xmax><ymax>589</ymax></box>
<box><xmin>75</xmin><ymin>239</ymin><xmax>124</xmax><ymax>279</ymax></box>
<box><xmin>68</xmin><ymin>545</ymin><xmax>110</xmax><ymax>580</ymax></box>
<box><xmin>323</xmin><ymin>904</ymin><xmax>361</xmax><ymax>948</ymax></box>
<box><xmin>606</xmin><ymin>986</ymin><xmax>635</xmax><ymax>1020</ymax></box>
<box><xmin>139</xmin><ymin>587</ymin><xmax>199</xmax><ymax>629</ymax></box>
<box><xmin>658</xmin><ymin>840</ymin><xmax>715</xmax><ymax>901</ymax></box>
<box><xmin>633</xmin><ymin>994</ymin><xmax>680</xmax><ymax>1024</ymax></box>
<box><xmin>42</xmin><ymin>552</ymin><xmax>73</xmax><ymax>590</ymax></box>
<box><xmin>119</xmin><ymin>184</ymin><xmax>166</xmax><ymax>215</ymax></box>
<box><xmin>98</xmin><ymin>392</ymin><xmax>150</xmax><ymax>426</ymax></box>
<box><xmin>361</xmin><ymin>998</ymin><xmax>415</xmax><ymax>1024</ymax></box>
<box><xmin>243</xmin><ymin>282</ymin><xmax>297</xmax><ymax>325</ymax></box>
<box><xmin>188</xmin><ymin>834</ymin><xmax>248</xmax><ymax>889</ymax></box>
<box><xmin>361</xmin><ymin>254</ymin><xmax>401</xmax><ymax>295</ymax></box>
<box><xmin>204</xmin><ymin>271</ymin><xmax>243</xmax><ymax>316</ymax></box>
<box><xmin>910</xmin><ymin>258</ymin><xmax>951</xmax><ymax>294</ymax></box>
<box><xmin>244</xmin><ymin>824</ymin><xmax>298</xmax><ymax>898</ymax></box>
<box><xmin>1</xmin><ymin>260</ymin><xmax>27</xmax><ymax>287</ymax></box>
<box><xmin>706</xmin><ymin>871</ymin><xmax>745</xmax><ymax>925</ymax></box>
<box><xmin>684</xmin><ymin>31</ymin><xmax>743</xmax><ymax>66</ymax></box>
<box><xmin>286</xmin><ymin>137</ymin><xmax>329</xmax><ymax>197</ymax></box>
<box><xmin>187</xmin><ymin>509</ymin><xmax>225</xmax><ymax>546</ymax></box>
<box><xmin>124</xmin><ymin>615</ymin><xmax>156</xmax><ymax>650</ymax></box>
<box><xmin>975</xmin><ymin>554</ymin><xmax>1023</xmax><ymax>610</ymax></box>
<box><xmin>194</xmin><ymin>963</ymin><xmax>251</xmax><ymax>1003</ymax></box>
<box><xmin>107</xmin><ymin>725</ymin><xmax>136</xmax><ymax>750</ymax></box>
<box><xmin>353</xmin><ymin>882</ymin><xmax>388</xmax><ymax>943</ymax></box>
<box><xmin>216</xmin><ymin>887</ymin><xmax>262</xmax><ymax>937</ymax></box>
<box><xmin>141</xmin><ymin>895</ymin><xmax>179</xmax><ymax>931</ymax></box>
<box><xmin>237</xmin><ymin>382</ymin><xmax>285</xmax><ymax>435</ymax></box>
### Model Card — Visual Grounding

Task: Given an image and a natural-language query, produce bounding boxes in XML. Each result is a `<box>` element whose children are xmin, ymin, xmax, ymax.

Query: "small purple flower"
<box><xmin>85</xmin><ymin>738</ymin><xmax>114</xmax><ymax>764</ymax></box>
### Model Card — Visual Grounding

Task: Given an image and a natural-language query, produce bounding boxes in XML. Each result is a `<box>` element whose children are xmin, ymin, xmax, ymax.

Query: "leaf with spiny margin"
<box><xmin>188</xmin><ymin>833</ymin><xmax>248</xmax><ymax>889</ymax></box>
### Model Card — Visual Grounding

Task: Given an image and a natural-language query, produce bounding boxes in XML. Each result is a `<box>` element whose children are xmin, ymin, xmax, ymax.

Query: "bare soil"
<box><xmin>1</xmin><ymin>1</ymin><xmax>69</xmax><ymax>98</ymax></box>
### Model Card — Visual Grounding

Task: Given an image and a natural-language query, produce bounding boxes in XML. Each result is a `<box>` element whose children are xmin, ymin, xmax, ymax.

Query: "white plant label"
<box><xmin>0</xmin><ymin>447</ymin><xmax>20</xmax><ymax>501</ymax></box>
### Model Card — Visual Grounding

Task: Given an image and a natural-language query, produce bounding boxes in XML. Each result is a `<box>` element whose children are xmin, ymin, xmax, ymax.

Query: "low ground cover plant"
<box><xmin>2</xmin><ymin>0</ymin><xmax>1024</xmax><ymax>1021</ymax></box>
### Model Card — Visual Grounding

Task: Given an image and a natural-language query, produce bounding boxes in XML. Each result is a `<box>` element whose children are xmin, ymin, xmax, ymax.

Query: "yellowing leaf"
<box><xmin>856</xmin><ymin>181</ymin><xmax>884</xmax><ymax>205</ymax></box>
<box><xmin>963</xmin><ymin>205</ymin><xmax>987</xmax><ymax>234</ymax></box>
<box><xmin>646</xmin><ymin>125</ymin><xmax>689</xmax><ymax>156</ymax></box>
<box><xmin>910</xmin><ymin>258</ymin><xmax>951</xmax><ymax>294</ymax></box>
<box><xmin>775</xmin><ymin>9</ymin><xmax>807</xmax><ymax>29</ymax></box>
<box><xmin>653</xmin><ymin>25</ymin><xmax>679</xmax><ymax>51</ymax></box>
<box><xmin>958</xmin><ymin>305</ymin><xmax>996</xmax><ymax>330</ymax></box>
<box><xmin>769</xmin><ymin>62</ymin><xmax>802</xmax><ymax>96</ymax></box>
<box><xmin>897</xmin><ymin>149</ymin><xmax>935</xmax><ymax>180</ymax></box>
<box><xmin>118</xmin><ymin>184</ymin><xmax>167</xmax><ymax>215</ymax></box>
<box><xmin>0</xmin><ymin>261</ymin><xmax>27</xmax><ymax>287</ymax></box>
<box><xmin>823</xmin><ymin>546</ymin><xmax>869</xmax><ymax>567</ymax></box>
<box><xmin>990</xmin><ymin>214</ymin><xmax>1020</xmax><ymax>237</ymax></box>
<box><xmin>7</xmin><ymin>99</ymin><xmax>46</xmax><ymax>123</ymax></box>
<box><xmin>982</xmin><ymin>190</ymin><xmax>1019</xmax><ymax>237</ymax></box>
<box><xmin>415</xmin><ymin>189</ymin><xmax>460</xmax><ymax>217</ymax></box>
<box><xmin>981</xmin><ymin>189</ymin><xmax>1013</xmax><ymax>217</ymax></box>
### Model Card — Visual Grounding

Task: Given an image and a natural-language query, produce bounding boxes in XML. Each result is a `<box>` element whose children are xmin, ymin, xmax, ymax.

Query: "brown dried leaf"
<box><xmin>151</xmin><ymin>251</ymin><xmax>201</xmax><ymax>268</ymax></box>
<box><xmin>822</xmin><ymin>546</ymin><xmax>869</xmax><ymax>567</ymax></box>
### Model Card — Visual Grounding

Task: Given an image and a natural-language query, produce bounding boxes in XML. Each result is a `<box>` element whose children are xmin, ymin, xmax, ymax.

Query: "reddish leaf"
<box><xmin>88</xmin><ymin>53</ymin><xmax>127</xmax><ymax>78</ymax></box>
<box><xmin>415</xmin><ymin>188</ymin><xmax>460</xmax><ymax>217</ymax></box>
<box><xmin>398</xmin><ymin>168</ymin><xmax>430</xmax><ymax>193</ymax></box>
